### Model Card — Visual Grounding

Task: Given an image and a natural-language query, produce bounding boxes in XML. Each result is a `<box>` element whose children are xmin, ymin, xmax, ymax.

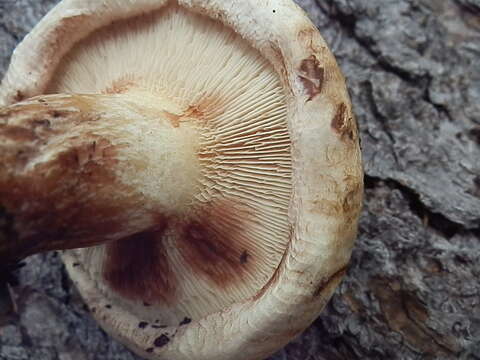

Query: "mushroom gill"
<box><xmin>46</xmin><ymin>5</ymin><xmax>292</xmax><ymax>322</ymax></box>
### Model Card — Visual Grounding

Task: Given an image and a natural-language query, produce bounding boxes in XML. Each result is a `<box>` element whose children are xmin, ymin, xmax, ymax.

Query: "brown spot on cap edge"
<box><xmin>298</xmin><ymin>55</ymin><xmax>324</xmax><ymax>101</ymax></box>
<box><xmin>331</xmin><ymin>103</ymin><xmax>355</xmax><ymax>142</ymax></box>
<box><xmin>154</xmin><ymin>334</ymin><xmax>170</xmax><ymax>348</ymax></box>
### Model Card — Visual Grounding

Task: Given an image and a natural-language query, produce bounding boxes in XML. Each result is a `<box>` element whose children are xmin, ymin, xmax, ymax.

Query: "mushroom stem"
<box><xmin>0</xmin><ymin>92</ymin><xmax>201</xmax><ymax>264</ymax></box>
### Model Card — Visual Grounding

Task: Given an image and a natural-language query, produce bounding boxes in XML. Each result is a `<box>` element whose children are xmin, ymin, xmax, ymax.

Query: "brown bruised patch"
<box><xmin>186</xmin><ymin>101</ymin><xmax>214</xmax><ymax>121</ymax></box>
<box><xmin>184</xmin><ymin>105</ymin><xmax>205</xmax><ymax>119</ymax></box>
<box><xmin>103</xmin><ymin>219</ymin><xmax>174</xmax><ymax>304</ymax></box>
<box><xmin>161</xmin><ymin>96</ymin><xmax>222</xmax><ymax>128</ymax></box>
<box><xmin>342</xmin><ymin>180</ymin><xmax>363</xmax><ymax>216</ymax></box>
<box><xmin>0</xmin><ymin>126</ymin><xmax>37</xmax><ymax>142</ymax></box>
<box><xmin>179</xmin><ymin>317</ymin><xmax>191</xmax><ymax>326</ymax></box>
<box><xmin>162</xmin><ymin>111</ymin><xmax>182</xmax><ymax>128</ymax></box>
<box><xmin>14</xmin><ymin>91</ymin><xmax>25</xmax><ymax>102</ymax></box>
<box><xmin>331</xmin><ymin>103</ymin><xmax>356</xmax><ymax>142</ymax></box>
<box><xmin>298</xmin><ymin>55</ymin><xmax>324</xmax><ymax>101</ymax></box>
<box><xmin>102</xmin><ymin>199</ymin><xmax>255</xmax><ymax>304</ymax></box>
<box><xmin>240</xmin><ymin>250</ymin><xmax>249</xmax><ymax>264</ymax></box>
<box><xmin>0</xmin><ymin>97</ymin><xmax>156</xmax><ymax>262</ymax></box>
<box><xmin>175</xmin><ymin>200</ymin><xmax>254</xmax><ymax>287</ymax></box>
<box><xmin>155</xmin><ymin>97</ymin><xmax>222</xmax><ymax>130</ymax></box>
<box><xmin>0</xmin><ymin>135</ymin><xmax>129</xmax><ymax>256</ymax></box>
<box><xmin>313</xmin><ymin>266</ymin><xmax>348</xmax><ymax>297</ymax></box>
<box><xmin>103</xmin><ymin>76</ymin><xmax>137</xmax><ymax>94</ymax></box>
<box><xmin>153</xmin><ymin>334</ymin><xmax>170</xmax><ymax>348</ymax></box>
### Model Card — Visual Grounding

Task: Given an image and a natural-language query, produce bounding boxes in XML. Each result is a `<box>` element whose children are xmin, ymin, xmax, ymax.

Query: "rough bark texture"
<box><xmin>0</xmin><ymin>0</ymin><xmax>479</xmax><ymax>359</ymax></box>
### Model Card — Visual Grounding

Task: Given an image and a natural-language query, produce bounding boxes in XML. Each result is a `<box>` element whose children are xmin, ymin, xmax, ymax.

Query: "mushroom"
<box><xmin>0</xmin><ymin>0</ymin><xmax>363</xmax><ymax>359</ymax></box>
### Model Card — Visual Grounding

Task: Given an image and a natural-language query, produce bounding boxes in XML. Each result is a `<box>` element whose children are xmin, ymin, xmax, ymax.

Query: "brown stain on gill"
<box><xmin>298</xmin><ymin>55</ymin><xmax>325</xmax><ymax>101</ymax></box>
<box><xmin>104</xmin><ymin>218</ymin><xmax>173</xmax><ymax>304</ymax></box>
<box><xmin>162</xmin><ymin>111</ymin><xmax>182</xmax><ymax>128</ymax></box>
<box><xmin>177</xmin><ymin>200</ymin><xmax>253</xmax><ymax>288</ymax></box>
<box><xmin>103</xmin><ymin>199</ymin><xmax>254</xmax><ymax>305</ymax></box>
<box><xmin>103</xmin><ymin>77</ymin><xmax>137</xmax><ymax>95</ymax></box>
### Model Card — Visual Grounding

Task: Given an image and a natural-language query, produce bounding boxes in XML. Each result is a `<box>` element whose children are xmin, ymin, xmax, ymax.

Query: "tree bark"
<box><xmin>1</xmin><ymin>0</ymin><xmax>479</xmax><ymax>359</ymax></box>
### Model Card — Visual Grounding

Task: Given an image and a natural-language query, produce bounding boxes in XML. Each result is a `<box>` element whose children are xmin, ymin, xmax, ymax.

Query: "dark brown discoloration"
<box><xmin>313</xmin><ymin>266</ymin><xmax>348</xmax><ymax>297</ymax></box>
<box><xmin>0</xmin><ymin>126</ymin><xmax>37</xmax><ymax>142</ymax></box>
<box><xmin>146</xmin><ymin>348</ymin><xmax>154</xmax><ymax>353</ymax></box>
<box><xmin>331</xmin><ymin>103</ymin><xmax>347</xmax><ymax>132</ymax></box>
<box><xmin>240</xmin><ymin>250</ymin><xmax>249</xmax><ymax>264</ymax></box>
<box><xmin>102</xmin><ymin>199</ymin><xmax>255</xmax><ymax>304</ymax></box>
<box><xmin>14</xmin><ymin>91</ymin><xmax>25</xmax><ymax>102</ymax></box>
<box><xmin>469</xmin><ymin>127</ymin><xmax>480</xmax><ymax>144</ymax></box>
<box><xmin>331</xmin><ymin>102</ymin><xmax>356</xmax><ymax>142</ymax></box>
<box><xmin>179</xmin><ymin>317</ymin><xmax>191</xmax><ymax>326</ymax></box>
<box><xmin>298</xmin><ymin>55</ymin><xmax>324</xmax><ymax>101</ymax></box>
<box><xmin>0</xmin><ymin>135</ymin><xmax>126</xmax><ymax>259</ymax></box>
<box><xmin>176</xmin><ymin>200</ymin><xmax>253</xmax><ymax>288</ymax></box>
<box><xmin>151</xmin><ymin>325</ymin><xmax>167</xmax><ymax>329</ymax></box>
<box><xmin>103</xmin><ymin>219</ymin><xmax>173</xmax><ymax>305</ymax></box>
<box><xmin>153</xmin><ymin>334</ymin><xmax>170</xmax><ymax>348</ymax></box>
<box><xmin>138</xmin><ymin>321</ymin><xmax>149</xmax><ymax>329</ymax></box>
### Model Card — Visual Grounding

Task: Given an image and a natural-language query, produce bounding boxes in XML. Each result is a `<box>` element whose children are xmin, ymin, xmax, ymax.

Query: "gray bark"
<box><xmin>1</xmin><ymin>0</ymin><xmax>479</xmax><ymax>359</ymax></box>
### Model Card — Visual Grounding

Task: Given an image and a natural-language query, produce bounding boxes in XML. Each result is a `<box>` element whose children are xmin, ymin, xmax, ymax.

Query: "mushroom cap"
<box><xmin>0</xmin><ymin>0</ymin><xmax>363</xmax><ymax>359</ymax></box>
